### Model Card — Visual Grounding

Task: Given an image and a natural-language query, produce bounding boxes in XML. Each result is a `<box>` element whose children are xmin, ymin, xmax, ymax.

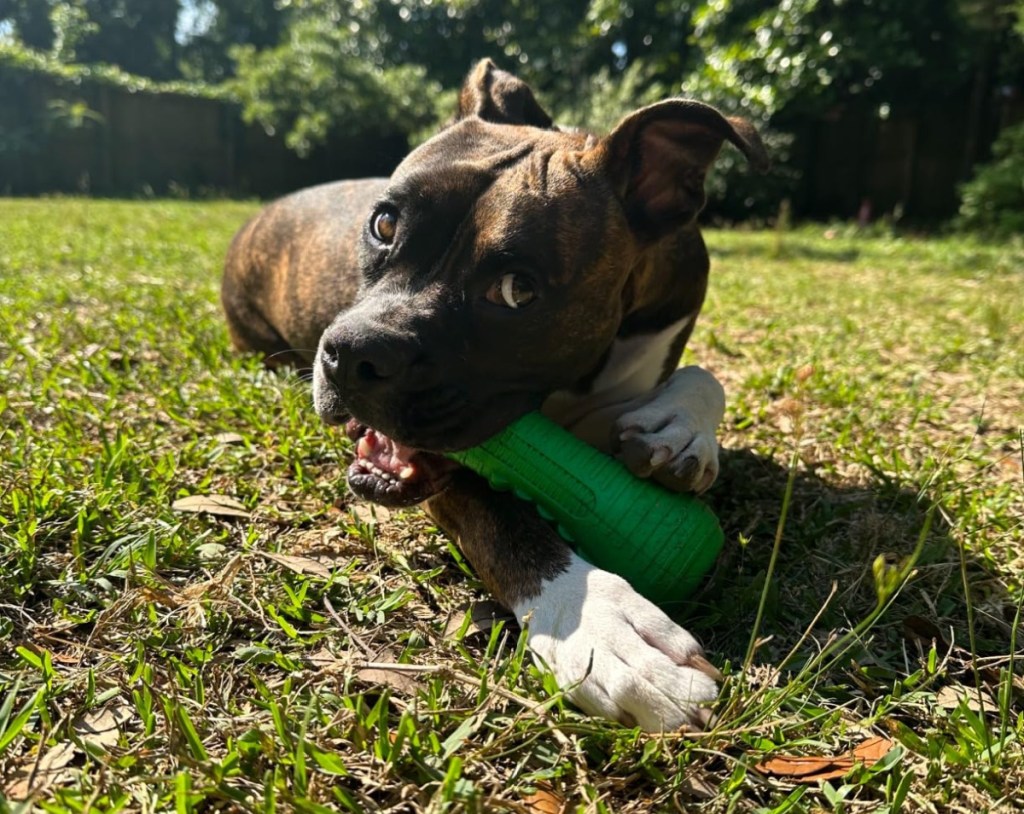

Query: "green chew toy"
<box><xmin>447</xmin><ymin>411</ymin><xmax>723</xmax><ymax>605</ymax></box>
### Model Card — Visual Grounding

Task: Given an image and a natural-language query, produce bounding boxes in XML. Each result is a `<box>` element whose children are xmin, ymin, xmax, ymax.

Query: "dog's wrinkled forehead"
<box><xmin>390</xmin><ymin>119</ymin><xmax>589</xmax><ymax>201</ymax></box>
<box><xmin>371</xmin><ymin>118</ymin><xmax>602</xmax><ymax>285</ymax></box>
<box><xmin>400</xmin><ymin>119</ymin><xmax>535</xmax><ymax>171</ymax></box>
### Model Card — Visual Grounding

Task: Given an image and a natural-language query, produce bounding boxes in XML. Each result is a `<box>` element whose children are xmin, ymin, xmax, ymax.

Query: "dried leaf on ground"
<box><xmin>679</xmin><ymin>773</ymin><xmax>718</xmax><ymax>800</ymax></box>
<box><xmin>851</xmin><ymin>736</ymin><xmax>895</xmax><ymax>761</ymax></box>
<box><xmin>522</xmin><ymin>784</ymin><xmax>566</xmax><ymax>814</ymax></box>
<box><xmin>350</xmin><ymin>502</ymin><xmax>393</xmax><ymax>525</ymax></box>
<box><xmin>171</xmin><ymin>494</ymin><xmax>250</xmax><ymax>519</ymax></box>
<box><xmin>757</xmin><ymin>754</ymin><xmax>852</xmax><ymax>782</ymax></box>
<box><xmin>213</xmin><ymin>432</ymin><xmax>246</xmax><ymax>445</ymax></box>
<box><xmin>355</xmin><ymin>666</ymin><xmax>424</xmax><ymax>696</ymax></box>
<box><xmin>6</xmin><ymin>696</ymin><xmax>136</xmax><ymax>798</ymax></box>
<box><xmin>307</xmin><ymin>647</ymin><xmax>342</xmax><ymax>668</ymax></box>
<box><xmin>936</xmin><ymin>685</ymin><xmax>998</xmax><ymax>713</ymax></box>
<box><xmin>262</xmin><ymin>551</ymin><xmax>334</xmax><ymax>580</ymax></box>
<box><xmin>5</xmin><ymin>741</ymin><xmax>77</xmax><ymax>799</ymax></box>
<box><xmin>443</xmin><ymin>600</ymin><xmax>515</xmax><ymax>640</ymax></box>
<box><xmin>902</xmin><ymin>615</ymin><xmax>951</xmax><ymax>650</ymax></box>
<box><xmin>74</xmin><ymin>703</ymin><xmax>135</xmax><ymax>751</ymax></box>
<box><xmin>756</xmin><ymin>736</ymin><xmax>895</xmax><ymax>783</ymax></box>
<box><xmin>303</xmin><ymin>649</ymin><xmax>425</xmax><ymax>694</ymax></box>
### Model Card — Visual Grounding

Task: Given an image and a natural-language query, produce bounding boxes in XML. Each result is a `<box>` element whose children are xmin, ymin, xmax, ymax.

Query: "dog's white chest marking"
<box><xmin>591</xmin><ymin>314</ymin><xmax>693</xmax><ymax>396</ymax></box>
<box><xmin>543</xmin><ymin>313</ymin><xmax>694</xmax><ymax>447</ymax></box>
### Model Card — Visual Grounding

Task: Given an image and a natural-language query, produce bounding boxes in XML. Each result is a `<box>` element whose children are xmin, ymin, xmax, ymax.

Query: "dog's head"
<box><xmin>313</xmin><ymin>59</ymin><xmax>767</xmax><ymax>506</ymax></box>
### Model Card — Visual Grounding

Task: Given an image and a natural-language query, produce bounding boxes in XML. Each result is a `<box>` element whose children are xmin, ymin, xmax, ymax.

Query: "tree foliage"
<box><xmin>1</xmin><ymin>0</ymin><xmax>182</xmax><ymax>78</ymax></box>
<box><xmin>1</xmin><ymin>0</ymin><xmax>1022</xmax><ymax>223</ymax></box>
<box><xmin>177</xmin><ymin>0</ymin><xmax>284</xmax><ymax>81</ymax></box>
<box><xmin>957</xmin><ymin>121</ymin><xmax>1024</xmax><ymax>234</ymax></box>
<box><xmin>229</xmin><ymin>8</ymin><xmax>447</xmax><ymax>156</ymax></box>
<box><xmin>4</xmin><ymin>0</ymin><xmax>1019</xmax><ymax>128</ymax></box>
<box><xmin>0</xmin><ymin>0</ymin><xmax>56</xmax><ymax>49</ymax></box>
<box><xmin>956</xmin><ymin>0</ymin><xmax>1024</xmax><ymax>235</ymax></box>
<box><xmin>682</xmin><ymin>0</ymin><xmax>1005</xmax><ymax>120</ymax></box>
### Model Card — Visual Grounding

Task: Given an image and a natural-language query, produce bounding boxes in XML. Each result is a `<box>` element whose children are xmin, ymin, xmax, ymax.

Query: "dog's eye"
<box><xmin>486</xmin><ymin>273</ymin><xmax>536</xmax><ymax>309</ymax></box>
<box><xmin>370</xmin><ymin>209</ymin><xmax>398</xmax><ymax>244</ymax></box>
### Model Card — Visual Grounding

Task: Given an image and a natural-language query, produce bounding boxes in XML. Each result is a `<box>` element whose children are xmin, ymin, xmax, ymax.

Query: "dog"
<box><xmin>222</xmin><ymin>59</ymin><xmax>768</xmax><ymax>731</ymax></box>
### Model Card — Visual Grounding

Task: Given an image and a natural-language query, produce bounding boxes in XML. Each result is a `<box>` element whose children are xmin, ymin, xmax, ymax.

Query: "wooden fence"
<box><xmin>1</xmin><ymin>68</ymin><xmax>1019</xmax><ymax>220</ymax></box>
<box><xmin>0</xmin><ymin>71</ymin><xmax>408</xmax><ymax>198</ymax></box>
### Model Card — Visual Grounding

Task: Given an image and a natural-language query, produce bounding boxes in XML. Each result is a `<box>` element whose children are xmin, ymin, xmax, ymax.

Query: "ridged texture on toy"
<box><xmin>448</xmin><ymin>412</ymin><xmax>723</xmax><ymax>605</ymax></box>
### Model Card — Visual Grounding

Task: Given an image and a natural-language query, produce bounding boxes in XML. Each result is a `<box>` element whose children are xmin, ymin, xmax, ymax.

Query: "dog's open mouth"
<box><xmin>344</xmin><ymin>419</ymin><xmax>461</xmax><ymax>507</ymax></box>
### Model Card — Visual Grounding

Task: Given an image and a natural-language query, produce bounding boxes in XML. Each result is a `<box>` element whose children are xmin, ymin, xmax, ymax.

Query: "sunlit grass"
<box><xmin>1</xmin><ymin>199</ymin><xmax>1021</xmax><ymax>811</ymax></box>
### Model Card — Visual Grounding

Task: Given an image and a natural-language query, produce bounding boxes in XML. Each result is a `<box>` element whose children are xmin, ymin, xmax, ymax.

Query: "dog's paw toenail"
<box><xmin>687</xmin><ymin>653</ymin><xmax>724</xmax><ymax>682</ymax></box>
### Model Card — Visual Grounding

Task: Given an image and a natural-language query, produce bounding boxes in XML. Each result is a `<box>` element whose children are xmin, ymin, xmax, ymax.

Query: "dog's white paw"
<box><xmin>513</xmin><ymin>556</ymin><xmax>720</xmax><ymax>731</ymax></box>
<box><xmin>613</xmin><ymin>403</ymin><xmax>719</xmax><ymax>494</ymax></box>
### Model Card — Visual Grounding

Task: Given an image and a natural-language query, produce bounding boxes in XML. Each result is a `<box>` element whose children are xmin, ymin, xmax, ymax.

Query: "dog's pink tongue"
<box><xmin>356</xmin><ymin>428</ymin><xmax>419</xmax><ymax>480</ymax></box>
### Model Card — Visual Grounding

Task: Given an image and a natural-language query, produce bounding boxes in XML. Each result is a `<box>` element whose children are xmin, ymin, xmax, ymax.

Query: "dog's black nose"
<box><xmin>319</xmin><ymin>327</ymin><xmax>416</xmax><ymax>390</ymax></box>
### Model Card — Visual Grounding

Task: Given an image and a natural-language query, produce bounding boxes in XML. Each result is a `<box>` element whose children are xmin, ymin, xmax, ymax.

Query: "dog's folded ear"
<box><xmin>593</xmin><ymin>100</ymin><xmax>770</xmax><ymax>241</ymax></box>
<box><xmin>457</xmin><ymin>58</ymin><xmax>554</xmax><ymax>129</ymax></box>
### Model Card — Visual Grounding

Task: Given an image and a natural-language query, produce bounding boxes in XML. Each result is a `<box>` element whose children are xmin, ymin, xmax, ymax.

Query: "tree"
<box><xmin>177</xmin><ymin>0</ymin><xmax>286</xmax><ymax>82</ymax></box>
<box><xmin>681</xmin><ymin>0</ymin><xmax>987</xmax><ymax>121</ymax></box>
<box><xmin>230</xmin><ymin>7</ymin><xmax>445</xmax><ymax>156</ymax></box>
<box><xmin>48</xmin><ymin>0</ymin><xmax>96</xmax><ymax>61</ymax></box>
<box><xmin>74</xmin><ymin>0</ymin><xmax>180</xmax><ymax>79</ymax></box>
<box><xmin>0</xmin><ymin>0</ymin><xmax>56</xmax><ymax>49</ymax></box>
<box><xmin>956</xmin><ymin>0</ymin><xmax>1024</xmax><ymax>234</ymax></box>
<box><xmin>0</xmin><ymin>0</ymin><xmax>181</xmax><ymax>78</ymax></box>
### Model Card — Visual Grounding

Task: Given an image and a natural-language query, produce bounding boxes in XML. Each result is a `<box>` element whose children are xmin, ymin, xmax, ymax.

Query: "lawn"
<box><xmin>0</xmin><ymin>198</ymin><xmax>1021</xmax><ymax>813</ymax></box>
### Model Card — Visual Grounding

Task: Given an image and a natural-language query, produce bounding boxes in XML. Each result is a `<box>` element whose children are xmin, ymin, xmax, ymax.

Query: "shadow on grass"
<box><xmin>691</xmin><ymin>447</ymin><xmax>1013</xmax><ymax>675</ymax></box>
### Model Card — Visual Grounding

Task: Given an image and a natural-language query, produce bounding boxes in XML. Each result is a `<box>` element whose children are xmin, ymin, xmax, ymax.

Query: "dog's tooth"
<box><xmin>357</xmin><ymin>436</ymin><xmax>373</xmax><ymax>459</ymax></box>
<box><xmin>399</xmin><ymin>465</ymin><xmax>416</xmax><ymax>480</ymax></box>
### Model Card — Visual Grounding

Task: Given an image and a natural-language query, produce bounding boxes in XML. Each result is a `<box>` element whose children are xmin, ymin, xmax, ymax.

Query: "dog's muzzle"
<box><xmin>313</xmin><ymin>321</ymin><xmax>463</xmax><ymax>506</ymax></box>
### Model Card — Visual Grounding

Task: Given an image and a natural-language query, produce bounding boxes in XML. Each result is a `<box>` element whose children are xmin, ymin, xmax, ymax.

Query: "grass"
<box><xmin>0</xmin><ymin>198</ymin><xmax>1021</xmax><ymax>813</ymax></box>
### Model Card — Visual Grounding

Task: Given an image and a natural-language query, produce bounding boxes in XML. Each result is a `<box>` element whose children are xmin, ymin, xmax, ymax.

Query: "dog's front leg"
<box><xmin>426</xmin><ymin>470</ymin><xmax>720</xmax><ymax>731</ymax></box>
